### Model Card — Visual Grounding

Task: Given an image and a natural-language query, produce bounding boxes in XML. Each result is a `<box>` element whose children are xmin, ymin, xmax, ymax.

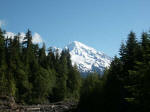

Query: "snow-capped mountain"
<box><xmin>65</xmin><ymin>41</ymin><xmax>112</xmax><ymax>74</ymax></box>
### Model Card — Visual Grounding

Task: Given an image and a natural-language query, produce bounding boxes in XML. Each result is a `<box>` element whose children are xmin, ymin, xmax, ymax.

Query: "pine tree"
<box><xmin>0</xmin><ymin>28</ymin><xmax>8</xmax><ymax>95</ymax></box>
<box><xmin>67</xmin><ymin>65</ymin><xmax>81</xmax><ymax>99</ymax></box>
<box><xmin>79</xmin><ymin>73</ymin><xmax>103</xmax><ymax>112</ymax></box>
<box><xmin>47</xmin><ymin>47</ymin><xmax>55</xmax><ymax>69</ymax></box>
<box><xmin>103</xmin><ymin>56</ymin><xmax>126</xmax><ymax>112</ymax></box>
<box><xmin>127</xmin><ymin>32</ymin><xmax>150</xmax><ymax>112</ymax></box>
<box><xmin>54</xmin><ymin>50</ymin><xmax>68</xmax><ymax>101</ymax></box>
<box><xmin>39</xmin><ymin>43</ymin><xmax>47</xmax><ymax>68</ymax></box>
<box><xmin>22</xmin><ymin>29</ymin><xmax>33</xmax><ymax>65</ymax></box>
<box><xmin>31</xmin><ymin>68</ymin><xmax>51</xmax><ymax>104</ymax></box>
<box><xmin>122</xmin><ymin>32</ymin><xmax>139</xmax><ymax>70</ymax></box>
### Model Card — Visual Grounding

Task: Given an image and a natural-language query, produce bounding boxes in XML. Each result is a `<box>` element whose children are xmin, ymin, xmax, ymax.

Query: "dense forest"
<box><xmin>0</xmin><ymin>28</ymin><xmax>150</xmax><ymax>112</ymax></box>
<box><xmin>0</xmin><ymin>28</ymin><xmax>81</xmax><ymax>104</ymax></box>
<box><xmin>78</xmin><ymin>31</ymin><xmax>150</xmax><ymax>112</ymax></box>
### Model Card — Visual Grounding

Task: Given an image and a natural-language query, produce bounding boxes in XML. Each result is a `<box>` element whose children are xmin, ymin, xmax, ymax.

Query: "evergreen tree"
<box><xmin>38</xmin><ymin>43</ymin><xmax>47</xmax><ymax>68</ymax></box>
<box><xmin>79</xmin><ymin>73</ymin><xmax>103</xmax><ymax>112</ymax></box>
<box><xmin>47</xmin><ymin>47</ymin><xmax>55</xmax><ymax>69</ymax></box>
<box><xmin>0</xmin><ymin>28</ymin><xmax>8</xmax><ymax>95</ymax></box>
<box><xmin>54</xmin><ymin>50</ymin><xmax>68</xmax><ymax>101</ymax></box>
<box><xmin>103</xmin><ymin>56</ymin><xmax>126</xmax><ymax>112</ymax></box>
<box><xmin>127</xmin><ymin>32</ymin><xmax>150</xmax><ymax>112</ymax></box>
<box><xmin>67</xmin><ymin>65</ymin><xmax>81</xmax><ymax>99</ymax></box>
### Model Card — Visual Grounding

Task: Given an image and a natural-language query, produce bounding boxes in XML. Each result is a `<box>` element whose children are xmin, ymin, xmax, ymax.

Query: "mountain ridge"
<box><xmin>50</xmin><ymin>41</ymin><xmax>112</xmax><ymax>74</ymax></box>
<box><xmin>64</xmin><ymin>41</ymin><xmax>112</xmax><ymax>74</ymax></box>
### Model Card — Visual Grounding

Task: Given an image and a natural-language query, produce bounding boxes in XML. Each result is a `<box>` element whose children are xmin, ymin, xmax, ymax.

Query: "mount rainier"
<box><xmin>55</xmin><ymin>41</ymin><xmax>112</xmax><ymax>74</ymax></box>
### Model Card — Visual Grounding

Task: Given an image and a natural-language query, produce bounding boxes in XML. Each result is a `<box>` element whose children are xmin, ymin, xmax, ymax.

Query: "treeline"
<box><xmin>79</xmin><ymin>31</ymin><xmax>150</xmax><ymax>112</ymax></box>
<box><xmin>0</xmin><ymin>28</ymin><xmax>81</xmax><ymax>104</ymax></box>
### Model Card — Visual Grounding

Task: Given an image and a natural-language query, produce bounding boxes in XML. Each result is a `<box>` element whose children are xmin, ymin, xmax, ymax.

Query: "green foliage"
<box><xmin>79</xmin><ymin>73</ymin><xmax>104</xmax><ymax>112</ymax></box>
<box><xmin>79</xmin><ymin>30</ymin><xmax>150</xmax><ymax>112</ymax></box>
<box><xmin>0</xmin><ymin>28</ymin><xmax>82</xmax><ymax>104</ymax></box>
<box><xmin>0</xmin><ymin>28</ymin><xmax>8</xmax><ymax>95</ymax></box>
<box><xmin>67</xmin><ymin>65</ymin><xmax>81</xmax><ymax>99</ymax></box>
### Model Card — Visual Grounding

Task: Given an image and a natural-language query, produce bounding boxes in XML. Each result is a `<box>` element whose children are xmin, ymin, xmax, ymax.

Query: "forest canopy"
<box><xmin>0</xmin><ymin>28</ymin><xmax>81</xmax><ymax>104</ymax></box>
<box><xmin>78</xmin><ymin>30</ymin><xmax>150</xmax><ymax>112</ymax></box>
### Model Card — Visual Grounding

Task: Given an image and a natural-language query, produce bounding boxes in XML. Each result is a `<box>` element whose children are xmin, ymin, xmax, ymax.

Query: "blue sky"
<box><xmin>0</xmin><ymin>0</ymin><xmax>150</xmax><ymax>57</ymax></box>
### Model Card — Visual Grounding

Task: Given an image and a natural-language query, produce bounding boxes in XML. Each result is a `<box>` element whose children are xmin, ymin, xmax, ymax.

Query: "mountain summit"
<box><xmin>65</xmin><ymin>41</ymin><xmax>112</xmax><ymax>74</ymax></box>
